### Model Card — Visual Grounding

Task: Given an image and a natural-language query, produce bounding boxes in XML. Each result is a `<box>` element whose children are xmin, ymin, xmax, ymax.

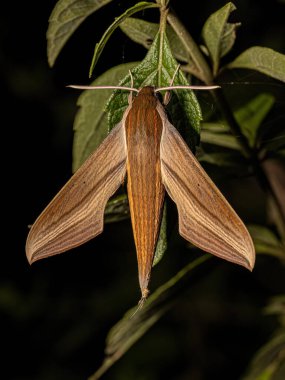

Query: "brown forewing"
<box><xmin>26</xmin><ymin>122</ymin><xmax>128</xmax><ymax>264</ymax></box>
<box><xmin>125</xmin><ymin>87</ymin><xmax>165</xmax><ymax>296</ymax></box>
<box><xmin>158</xmin><ymin>106</ymin><xmax>255</xmax><ymax>270</ymax></box>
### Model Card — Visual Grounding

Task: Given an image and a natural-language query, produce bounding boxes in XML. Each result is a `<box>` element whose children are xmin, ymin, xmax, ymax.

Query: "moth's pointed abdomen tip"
<box><xmin>141</xmin><ymin>288</ymin><xmax>149</xmax><ymax>301</ymax></box>
<box><xmin>138</xmin><ymin>288</ymin><xmax>149</xmax><ymax>308</ymax></box>
<box><xmin>130</xmin><ymin>288</ymin><xmax>150</xmax><ymax>319</ymax></box>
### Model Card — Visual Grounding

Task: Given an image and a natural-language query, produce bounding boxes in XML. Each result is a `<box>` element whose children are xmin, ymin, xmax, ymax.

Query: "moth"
<box><xmin>26</xmin><ymin>84</ymin><xmax>255</xmax><ymax>302</ymax></box>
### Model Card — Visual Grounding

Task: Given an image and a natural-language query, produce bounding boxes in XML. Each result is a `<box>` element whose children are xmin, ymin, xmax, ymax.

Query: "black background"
<box><xmin>1</xmin><ymin>1</ymin><xmax>285</xmax><ymax>379</ymax></box>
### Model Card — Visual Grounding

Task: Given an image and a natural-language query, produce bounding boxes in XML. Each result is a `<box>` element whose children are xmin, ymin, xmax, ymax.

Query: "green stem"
<box><xmin>157</xmin><ymin>5</ymin><xmax>168</xmax><ymax>86</ymax></box>
<box><xmin>159</xmin><ymin>4</ymin><xmax>168</xmax><ymax>31</ymax></box>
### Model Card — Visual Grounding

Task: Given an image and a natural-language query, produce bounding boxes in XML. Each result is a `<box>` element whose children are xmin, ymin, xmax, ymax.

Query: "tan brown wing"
<box><xmin>26</xmin><ymin>122</ymin><xmax>127</xmax><ymax>264</ymax></box>
<box><xmin>159</xmin><ymin>109</ymin><xmax>255</xmax><ymax>270</ymax></box>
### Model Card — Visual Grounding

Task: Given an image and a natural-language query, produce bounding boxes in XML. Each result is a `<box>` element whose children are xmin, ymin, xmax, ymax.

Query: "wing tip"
<box><xmin>241</xmin><ymin>255</ymin><xmax>255</xmax><ymax>272</ymax></box>
<box><xmin>241</xmin><ymin>230</ymin><xmax>256</xmax><ymax>271</ymax></box>
<box><xmin>241</xmin><ymin>245</ymin><xmax>256</xmax><ymax>272</ymax></box>
<box><xmin>26</xmin><ymin>255</ymin><xmax>35</xmax><ymax>265</ymax></box>
<box><xmin>25</xmin><ymin>240</ymin><xmax>37</xmax><ymax>265</ymax></box>
<box><xmin>230</xmin><ymin>233</ymin><xmax>255</xmax><ymax>272</ymax></box>
<box><xmin>25</xmin><ymin>229</ymin><xmax>50</xmax><ymax>265</ymax></box>
<box><xmin>25</xmin><ymin>236</ymin><xmax>33</xmax><ymax>265</ymax></box>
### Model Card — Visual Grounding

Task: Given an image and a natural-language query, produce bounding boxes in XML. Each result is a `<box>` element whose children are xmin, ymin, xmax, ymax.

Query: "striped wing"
<box><xmin>26</xmin><ymin>122</ymin><xmax>127</xmax><ymax>264</ymax></box>
<box><xmin>159</xmin><ymin>115</ymin><xmax>255</xmax><ymax>270</ymax></box>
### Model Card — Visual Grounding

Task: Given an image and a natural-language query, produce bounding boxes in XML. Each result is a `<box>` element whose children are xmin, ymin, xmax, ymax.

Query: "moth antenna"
<box><xmin>128</xmin><ymin>70</ymin><xmax>135</xmax><ymax>103</ymax></box>
<box><xmin>156</xmin><ymin>84</ymin><xmax>220</xmax><ymax>92</ymax></box>
<box><xmin>163</xmin><ymin>88</ymin><xmax>171</xmax><ymax>106</ymax></box>
<box><xmin>67</xmin><ymin>85</ymin><xmax>139</xmax><ymax>93</ymax></box>
<box><xmin>129</xmin><ymin>70</ymin><xmax>134</xmax><ymax>88</ymax></box>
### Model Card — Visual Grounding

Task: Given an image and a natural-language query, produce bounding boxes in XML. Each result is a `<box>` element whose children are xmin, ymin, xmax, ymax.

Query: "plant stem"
<box><xmin>157</xmin><ymin>4</ymin><xmax>168</xmax><ymax>86</ymax></box>
<box><xmin>159</xmin><ymin>3</ymin><xmax>168</xmax><ymax>32</ymax></box>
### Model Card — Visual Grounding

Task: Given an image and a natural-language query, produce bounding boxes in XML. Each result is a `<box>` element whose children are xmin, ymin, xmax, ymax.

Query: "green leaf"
<box><xmin>72</xmin><ymin>62</ymin><xmax>137</xmax><ymax>171</ymax></box>
<box><xmin>262</xmin><ymin>159</ymin><xmax>285</xmax><ymax>239</ymax></box>
<box><xmin>262</xmin><ymin>133</ymin><xmax>285</xmax><ymax>153</ymax></box>
<box><xmin>264</xmin><ymin>295</ymin><xmax>285</xmax><ymax>318</ymax></box>
<box><xmin>235</xmin><ymin>93</ymin><xmax>275</xmax><ymax>147</ymax></box>
<box><xmin>202</xmin><ymin>2</ymin><xmax>240</xmax><ymax>76</ymax></box>
<box><xmin>153</xmin><ymin>203</ymin><xmax>167</xmax><ymax>266</ymax></box>
<box><xmin>107</xmin><ymin>32</ymin><xmax>202</xmax><ymax>150</ymax></box>
<box><xmin>243</xmin><ymin>297</ymin><xmax>285</xmax><ymax>380</ymax></box>
<box><xmin>198</xmin><ymin>150</ymin><xmax>242</xmax><ymax>167</ymax></box>
<box><xmin>247</xmin><ymin>224</ymin><xmax>285</xmax><ymax>259</ymax></box>
<box><xmin>201</xmin><ymin>130</ymin><xmax>240</xmax><ymax>150</ymax></box>
<box><xmin>120</xmin><ymin>17</ymin><xmax>191</xmax><ymax>63</ymax></box>
<box><xmin>104</xmin><ymin>194</ymin><xmax>129</xmax><ymax>223</ymax></box>
<box><xmin>201</xmin><ymin>122</ymin><xmax>240</xmax><ymax>150</ymax></box>
<box><xmin>89</xmin><ymin>1</ymin><xmax>160</xmax><ymax>77</ymax></box>
<box><xmin>227</xmin><ymin>47</ymin><xmax>285</xmax><ymax>82</ymax></box>
<box><xmin>201</xmin><ymin>93</ymin><xmax>275</xmax><ymax>150</ymax></box>
<box><xmin>88</xmin><ymin>255</ymin><xmax>210</xmax><ymax>380</ymax></box>
<box><xmin>47</xmin><ymin>0</ymin><xmax>114</xmax><ymax>67</ymax></box>
<box><xmin>242</xmin><ymin>330</ymin><xmax>285</xmax><ymax>380</ymax></box>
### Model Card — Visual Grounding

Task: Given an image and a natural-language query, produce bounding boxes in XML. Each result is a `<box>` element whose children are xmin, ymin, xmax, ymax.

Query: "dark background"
<box><xmin>1</xmin><ymin>1</ymin><xmax>285</xmax><ymax>379</ymax></box>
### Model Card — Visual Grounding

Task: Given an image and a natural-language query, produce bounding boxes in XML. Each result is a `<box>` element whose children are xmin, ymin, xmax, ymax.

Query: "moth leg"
<box><xmin>128</xmin><ymin>70</ymin><xmax>135</xmax><ymax>104</ymax></box>
<box><xmin>163</xmin><ymin>64</ymin><xmax>181</xmax><ymax>105</ymax></box>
